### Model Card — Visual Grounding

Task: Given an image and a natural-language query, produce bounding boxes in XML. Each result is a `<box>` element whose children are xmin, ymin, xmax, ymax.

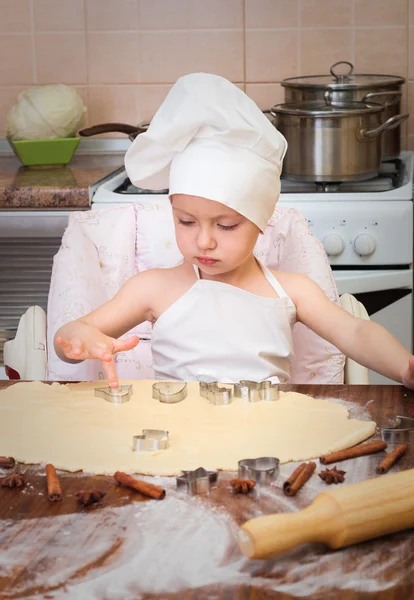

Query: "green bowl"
<box><xmin>9</xmin><ymin>137</ymin><xmax>80</xmax><ymax>167</ymax></box>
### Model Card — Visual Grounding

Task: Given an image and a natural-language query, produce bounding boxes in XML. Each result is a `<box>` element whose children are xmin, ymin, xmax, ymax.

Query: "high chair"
<box><xmin>4</xmin><ymin>203</ymin><xmax>370</xmax><ymax>385</ymax></box>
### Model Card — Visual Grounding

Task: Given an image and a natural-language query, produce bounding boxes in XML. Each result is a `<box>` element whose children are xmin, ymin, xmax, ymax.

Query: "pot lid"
<box><xmin>282</xmin><ymin>61</ymin><xmax>405</xmax><ymax>90</ymax></box>
<box><xmin>272</xmin><ymin>98</ymin><xmax>384</xmax><ymax>117</ymax></box>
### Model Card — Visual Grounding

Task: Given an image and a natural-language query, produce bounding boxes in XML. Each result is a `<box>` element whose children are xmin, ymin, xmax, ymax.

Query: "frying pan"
<box><xmin>78</xmin><ymin>122</ymin><xmax>150</xmax><ymax>142</ymax></box>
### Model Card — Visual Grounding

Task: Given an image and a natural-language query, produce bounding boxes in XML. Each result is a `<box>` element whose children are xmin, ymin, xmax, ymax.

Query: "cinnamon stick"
<box><xmin>114</xmin><ymin>471</ymin><xmax>165</xmax><ymax>500</ymax></box>
<box><xmin>284</xmin><ymin>462</ymin><xmax>316</xmax><ymax>496</ymax></box>
<box><xmin>0</xmin><ymin>457</ymin><xmax>15</xmax><ymax>469</ymax></box>
<box><xmin>320</xmin><ymin>440</ymin><xmax>388</xmax><ymax>465</ymax></box>
<box><xmin>283</xmin><ymin>462</ymin><xmax>307</xmax><ymax>492</ymax></box>
<box><xmin>376</xmin><ymin>444</ymin><xmax>409</xmax><ymax>474</ymax></box>
<box><xmin>46</xmin><ymin>464</ymin><xmax>63</xmax><ymax>502</ymax></box>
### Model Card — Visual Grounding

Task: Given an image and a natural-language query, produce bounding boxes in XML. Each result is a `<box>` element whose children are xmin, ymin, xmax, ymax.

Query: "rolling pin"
<box><xmin>238</xmin><ymin>468</ymin><xmax>414</xmax><ymax>559</ymax></box>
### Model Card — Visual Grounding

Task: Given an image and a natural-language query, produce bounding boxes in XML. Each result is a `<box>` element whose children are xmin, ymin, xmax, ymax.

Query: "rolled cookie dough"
<box><xmin>0</xmin><ymin>380</ymin><xmax>376</xmax><ymax>475</ymax></box>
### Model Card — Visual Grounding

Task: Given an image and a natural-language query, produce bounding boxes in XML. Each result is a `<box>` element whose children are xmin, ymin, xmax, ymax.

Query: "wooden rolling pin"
<box><xmin>238</xmin><ymin>469</ymin><xmax>414</xmax><ymax>559</ymax></box>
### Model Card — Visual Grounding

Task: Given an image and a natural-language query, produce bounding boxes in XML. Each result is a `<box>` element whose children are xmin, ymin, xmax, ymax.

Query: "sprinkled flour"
<box><xmin>0</xmin><ymin>478</ymin><xmax>412</xmax><ymax>599</ymax></box>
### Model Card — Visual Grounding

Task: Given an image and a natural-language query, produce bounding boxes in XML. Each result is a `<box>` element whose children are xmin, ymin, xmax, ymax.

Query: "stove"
<box><xmin>91</xmin><ymin>152</ymin><xmax>414</xmax><ymax>384</ymax></box>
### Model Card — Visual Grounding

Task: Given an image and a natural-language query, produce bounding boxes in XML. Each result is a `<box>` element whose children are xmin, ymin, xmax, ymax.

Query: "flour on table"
<box><xmin>0</xmin><ymin>485</ymin><xmax>411</xmax><ymax>599</ymax></box>
<box><xmin>0</xmin><ymin>380</ymin><xmax>376</xmax><ymax>475</ymax></box>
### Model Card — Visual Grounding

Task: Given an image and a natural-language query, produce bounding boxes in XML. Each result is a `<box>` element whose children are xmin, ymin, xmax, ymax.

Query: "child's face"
<box><xmin>171</xmin><ymin>194</ymin><xmax>260</xmax><ymax>274</ymax></box>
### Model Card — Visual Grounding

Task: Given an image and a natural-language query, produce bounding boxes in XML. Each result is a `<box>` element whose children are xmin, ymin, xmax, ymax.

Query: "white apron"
<box><xmin>151</xmin><ymin>262</ymin><xmax>296</xmax><ymax>383</ymax></box>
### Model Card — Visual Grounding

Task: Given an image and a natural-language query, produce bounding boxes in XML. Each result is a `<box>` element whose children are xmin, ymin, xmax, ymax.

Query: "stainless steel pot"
<box><xmin>270</xmin><ymin>97</ymin><xmax>408</xmax><ymax>182</ymax></box>
<box><xmin>282</xmin><ymin>61</ymin><xmax>407</xmax><ymax>160</ymax></box>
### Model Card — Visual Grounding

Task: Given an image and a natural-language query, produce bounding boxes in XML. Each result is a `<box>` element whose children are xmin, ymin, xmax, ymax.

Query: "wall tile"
<box><xmin>137</xmin><ymin>84</ymin><xmax>172</xmax><ymax>121</ymax></box>
<box><xmin>245</xmin><ymin>0</ymin><xmax>298</xmax><ymax>29</ymax></box>
<box><xmin>0</xmin><ymin>35</ymin><xmax>34</xmax><ymax>84</ymax></box>
<box><xmin>138</xmin><ymin>0</ymin><xmax>242</xmax><ymax>30</ymax></box>
<box><xmin>355</xmin><ymin>0</ymin><xmax>408</xmax><ymax>26</ymax></box>
<box><xmin>0</xmin><ymin>85</ymin><xmax>29</xmax><ymax>134</ymax></box>
<box><xmin>409</xmin><ymin>30</ymin><xmax>414</xmax><ymax>79</ymax></box>
<box><xmin>0</xmin><ymin>0</ymin><xmax>31</xmax><ymax>33</ymax></box>
<box><xmin>410</xmin><ymin>0</ymin><xmax>414</xmax><ymax>26</ymax></box>
<box><xmin>34</xmin><ymin>0</ymin><xmax>84</xmax><ymax>32</ymax></box>
<box><xmin>139</xmin><ymin>30</ymin><xmax>243</xmax><ymax>83</ymax></box>
<box><xmin>300</xmin><ymin>0</ymin><xmax>352</xmax><ymax>27</ymax></box>
<box><xmin>246</xmin><ymin>30</ymin><xmax>298</xmax><ymax>82</ymax></box>
<box><xmin>354</xmin><ymin>28</ymin><xmax>407</xmax><ymax>77</ymax></box>
<box><xmin>88</xmin><ymin>85</ymin><xmax>139</xmax><ymax>129</ymax></box>
<box><xmin>301</xmin><ymin>29</ymin><xmax>352</xmax><ymax>76</ymax></box>
<box><xmin>88</xmin><ymin>32</ymin><xmax>139</xmax><ymax>84</ymax></box>
<box><xmin>245</xmin><ymin>83</ymin><xmax>285</xmax><ymax>109</ymax></box>
<box><xmin>36</xmin><ymin>33</ymin><xmax>87</xmax><ymax>84</ymax></box>
<box><xmin>86</xmin><ymin>0</ymin><xmax>139</xmax><ymax>31</ymax></box>
<box><xmin>191</xmin><ymin>30</ymin><xmax>244</xmax><ymax>81</ymax></box>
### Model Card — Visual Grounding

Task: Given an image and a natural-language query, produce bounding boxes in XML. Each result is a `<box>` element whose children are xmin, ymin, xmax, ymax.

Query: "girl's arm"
<box><xmin>280</xmin><ymin>272</ymin><xmax>414</xmax><ymax>387</ymax></box>
<box><xmin>54</xmin><ymin>269</ymin><xmax>161</xmax><ymax>386</ymax></box>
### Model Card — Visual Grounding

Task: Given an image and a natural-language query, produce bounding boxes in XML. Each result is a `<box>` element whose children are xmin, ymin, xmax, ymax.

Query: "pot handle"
<box><xmin>330</xmin><ymin>61</ymin><xmax>354</xmax><ymax>82</ymax></box>
<box><xmin>362</xmin><ymin>90</ymin><xmax>402</xmax><ymax>108</ymax></box>
<box><xmin>359</xmin><ymin>113</ymin><xmax>409</xmax><ymax>139</ymax></box>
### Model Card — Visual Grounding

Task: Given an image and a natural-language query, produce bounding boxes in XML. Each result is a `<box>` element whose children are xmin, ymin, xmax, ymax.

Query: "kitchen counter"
<box><xmin>0</xmin><ymin>152</ymin><xmax>123</xmax><ymax>209</ymax></box>
<box><xmin>0</xmin><ymin>382</ymin><xmax>413</xmax><ymax>599</ymax></box>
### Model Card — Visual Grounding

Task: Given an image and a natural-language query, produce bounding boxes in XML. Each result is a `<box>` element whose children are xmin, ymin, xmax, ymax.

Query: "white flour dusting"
<box><xmin>0</xmin><ymin>479</ymin><xmax>412</xmax><ymax>600</ymax></box>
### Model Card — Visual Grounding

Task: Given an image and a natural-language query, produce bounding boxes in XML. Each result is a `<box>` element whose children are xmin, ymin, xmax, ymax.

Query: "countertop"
<box><xmin>0</xmin><ymin>382</ymin><xmax>413</xmax><ymax>600</ymax></box>
<box><xmin>0</xmin><ymin>152</ymin><xmax>123</xmax><ymax>209</ymax></box>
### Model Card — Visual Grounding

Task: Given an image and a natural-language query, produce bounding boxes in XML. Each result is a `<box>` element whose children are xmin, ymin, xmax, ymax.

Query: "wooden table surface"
<box><xmin>0</xmin><ymin>382</ymin><xmax>413</xmax><ymax>600</ymax></box>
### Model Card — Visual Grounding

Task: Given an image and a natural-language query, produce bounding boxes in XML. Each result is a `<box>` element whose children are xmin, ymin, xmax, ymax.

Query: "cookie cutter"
<box><xmin>95</xmin><ymin>384</ymin><xmax>133</xmax><ymax>404</ymax></box>
<box><xmin>199</xmin><ymin>382</ymin><xmax>233</xmax><ymax>405</ymax></box>
<box><xmin>176</xmin><ymin>467</ymin><xmax>219</xmax><ymax>495</ymax></box>
<box><xmin>238</xmin><ymin>457</ymin><xmax>280</xmax><ymax>485</ymax></box>
<box><xmin>234</xmin><ymin>380</ymin><xmax>280</xmax><ymax>402</ymax></box>
<box><xmin>132</xmin><ymin>429</ymin><xmax>169</xmax><ymax>452</ymax></box>
<box><xmin>152</xmin><ymin>381</ymin><xmax>187</xmax><ymax>404</ymax></box>
<box><xmin>381</xmin><ymin>415</ymin><xmax>414</xmax><ymax>445</ymax></box>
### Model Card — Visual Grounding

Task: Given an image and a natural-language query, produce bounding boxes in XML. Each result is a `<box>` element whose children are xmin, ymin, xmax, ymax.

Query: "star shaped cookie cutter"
<box><xmin>152</xmin><ymin>381</ymin><xmax>187</xmax><ymax>403</ymax></box>
<box><xmin>238</xmin><ymin>457</ymin><xmax>280</xmax><ymax>485</ymax></box>
<box><xmin>132</xmin><ymin>429</ymin><xmax>169</xmax><ymax>452</ymax></box>
<box><xmin>381</xmin><ymin>415</ymin><xmax>414</xmax><ymax>445</ymax></box>
<box><xmin>199</xmin><ymin>382</ymin><xmax>233</xmax><ymax>405</ymax></box>
<box><xmin>234</xmin><ymin>380</ymin><xmax>280</xmax><ymax>402</ymax></box>
<box><xmin>95</xmin><ymin>384</ymin><xmax>133</xmax><ymax>404</ymax></box>
<box><xmin>176</xmin><ymin>467</ymin><xmax>219</xmax><ymax>495</ymax></box>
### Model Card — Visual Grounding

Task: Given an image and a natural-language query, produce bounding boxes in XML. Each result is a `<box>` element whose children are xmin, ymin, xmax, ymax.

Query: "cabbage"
<box><xmin>5</xmin><ymin>84</ymin><xmax>87</xmax><ymax>141</ymax></box>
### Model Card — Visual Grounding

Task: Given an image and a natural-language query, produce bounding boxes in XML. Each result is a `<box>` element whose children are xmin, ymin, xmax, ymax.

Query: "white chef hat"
<box><xmin>125</xmin><ymin>73</ymin><xmax>287</xmax><ymax>232</ymax></box>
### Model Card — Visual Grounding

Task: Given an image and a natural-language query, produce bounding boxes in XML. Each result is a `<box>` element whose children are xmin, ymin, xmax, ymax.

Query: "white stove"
<box><xmin>91</xmin><ymin>151</ymin><xmax>414</xmax><ymax>384</ymax></box>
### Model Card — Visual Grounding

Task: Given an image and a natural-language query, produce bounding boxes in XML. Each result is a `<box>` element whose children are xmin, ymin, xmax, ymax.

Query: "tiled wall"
<box><xmin>1</xmin><ymin>0</ymin><xmax>414</xmax><ymax>149</ymax></box>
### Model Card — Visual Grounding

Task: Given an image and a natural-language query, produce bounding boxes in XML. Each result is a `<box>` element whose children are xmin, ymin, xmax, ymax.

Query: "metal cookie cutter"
<box><xmin>152</xmin><ymin>381</ymin><xmax>187</xmax><ymax>404</ymax></box>
<box><xmin>95</xmin><ymin>384</ymin><xmax>133</xmax><ymax>404</ymax></box>
<box><xmin>234</xmin><ymin>380</ymin><xmax>280</xmax><ymax>402</ymax></box>
<box><xmin>199</xmin><ymin>382</ymin><xmax>233</xmax><ymax>405</ymax></box>
<box><xmin>381</xmin><ymin>415</ymin><xmax>414</xmax><ymax>445</ymax></box>
<box><xmin>238</xmin><ymin>457</ymin><xmax>280</xmax><ymax>485</ymax></box>
<box><xmin>133</xmin><ymin>429</ymin><xmax>169</xmax><ymax>452</ymax></box>
<box><xmin>176</xmin><ymin>467</ymin><xmax>219</xmax><ymax>495</ymax></box>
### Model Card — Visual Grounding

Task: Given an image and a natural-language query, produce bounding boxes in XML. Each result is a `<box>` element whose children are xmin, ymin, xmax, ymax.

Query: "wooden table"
<box><xmin>0</xmin><ymin>382</ymin><xmax>413</xmax><ymax>600</ymax></box>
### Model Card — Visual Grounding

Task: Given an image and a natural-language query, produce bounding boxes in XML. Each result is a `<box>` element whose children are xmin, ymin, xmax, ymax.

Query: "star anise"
<box><xmin>229</xmin><ymin>478</ymin><xmax>256</xmax><ymax>494</ymax></box>
<box><xmin>76</xmin><ymin>489</ymin><xmax>106</xmax><ymax>507</ymax></box>
<box><xmin>318</xmin><ymin>466</ymin><xmax>346</xmax><ymax>485</ymax></box>
<box><xmin>1</xmin><ymin>473</ymin><xmax>25</xmax><ymax>488</ymax></box>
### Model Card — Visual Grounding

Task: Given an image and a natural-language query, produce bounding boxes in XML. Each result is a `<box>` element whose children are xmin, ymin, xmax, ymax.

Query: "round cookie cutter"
<box><xmin>238</xmin><ymin>457</ymin><xmax>280</xmax><ymax>485</ymax></box>
<box><xmin>152</xmin><ymin>381</ymin><xmax>187</xmax><ymax>403</ymax></box>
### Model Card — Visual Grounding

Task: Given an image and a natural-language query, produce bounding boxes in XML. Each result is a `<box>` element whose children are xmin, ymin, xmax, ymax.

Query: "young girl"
<box><xmin>54</xmin><ymin>73</ymin><xmax>414</xmax><ymax>390</ymax></box>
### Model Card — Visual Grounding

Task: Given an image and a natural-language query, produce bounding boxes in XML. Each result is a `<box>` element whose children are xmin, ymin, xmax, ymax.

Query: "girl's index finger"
<box><xmin>102</xmin><ymin>358</ymin><xmax>119</xmax><ymax>388</ymax></box>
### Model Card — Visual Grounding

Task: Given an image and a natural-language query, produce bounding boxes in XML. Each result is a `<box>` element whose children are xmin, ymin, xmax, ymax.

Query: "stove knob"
<box><xmin>353</xmin><ymin>233</ymin><xmax>376</xmax><ymax>256</ymax></box>
<box><xmin>323</xmin><ymin>233</ymin><xmax>345</xmax><ymax>256</ymax></box>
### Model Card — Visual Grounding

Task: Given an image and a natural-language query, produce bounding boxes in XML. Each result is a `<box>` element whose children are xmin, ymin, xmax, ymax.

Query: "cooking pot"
<box><xmin>78</xmin><ymin>122</ymin><xmax>149</xmax><ymax>142</ymax></box>
<box><xmin>270</xmin><ymin>96</ymin><xmax>408</xmax><ymax>182</ymax></box>
<box><xmin>282</xmin><ymin>61</ymin><xmax>406</xmax><ymax>160</ymax></box>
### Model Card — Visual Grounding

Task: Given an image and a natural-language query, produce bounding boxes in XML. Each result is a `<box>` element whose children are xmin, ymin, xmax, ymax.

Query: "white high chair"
<box><xmin>4</xmin><ymin>204</ymin><xmax>370</xmax><ymax>384</ymax></box>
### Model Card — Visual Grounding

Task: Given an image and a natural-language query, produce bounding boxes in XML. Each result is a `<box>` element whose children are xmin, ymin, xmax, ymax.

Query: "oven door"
<box><xmin>333</xmin><ymin>268</ymin><xmax>413</xmax><ymax>384</ymax></box>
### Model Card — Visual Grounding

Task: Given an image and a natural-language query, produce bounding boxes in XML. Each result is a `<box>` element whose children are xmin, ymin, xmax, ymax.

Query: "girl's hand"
<box><xmin>55</xmin><ymin>332</ymin><xmax>139</xmax><ymax>388</ymax></box>
<box><xmin>401</xmin><ymin>356</ymin><xmax>414</xmax><ymax>389</ymax></box>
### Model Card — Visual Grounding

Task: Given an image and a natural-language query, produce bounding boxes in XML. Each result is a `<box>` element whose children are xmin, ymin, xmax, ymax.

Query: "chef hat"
<box><xmin>125</xmin><ymin>73</ymin><xmax>287</xmax><ymax>232</ymax></box>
